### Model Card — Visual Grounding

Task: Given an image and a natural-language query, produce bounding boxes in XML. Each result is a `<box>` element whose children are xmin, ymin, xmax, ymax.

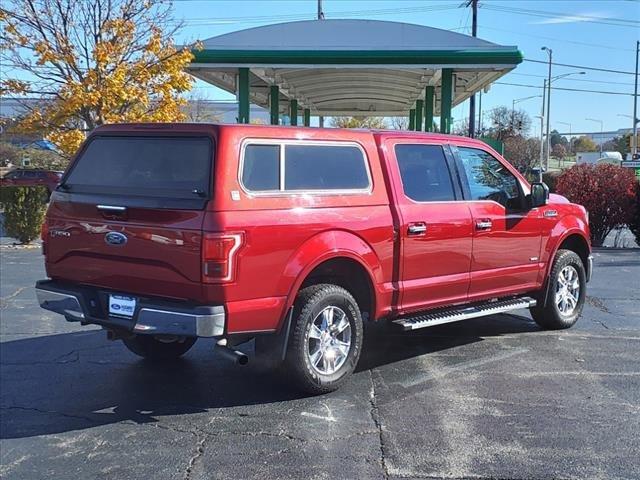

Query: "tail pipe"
<box><xmin>216</xmin><ymin>339</ymin><xmax>248</xmax><ymax>365</ymax></box>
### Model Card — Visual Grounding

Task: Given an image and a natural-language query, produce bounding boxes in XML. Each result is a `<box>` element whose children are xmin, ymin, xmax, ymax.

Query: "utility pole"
<box><xmin>633</xmin><ymin>40</ymin><xmax>639</xmax><ymax>157</ymax></box>
<box><xmin>466</xmin><ymin>0</ymin><xmax>478</xmax><ymax>138</ymax></box>
<box><xmin>317</xmin><ymin>0</ymin><xmax>325</xmax><ymax>20</ymax></box>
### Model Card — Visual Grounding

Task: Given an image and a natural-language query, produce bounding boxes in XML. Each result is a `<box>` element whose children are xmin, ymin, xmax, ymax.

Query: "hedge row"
<box><xmin>0</xmin><ymin>186</ymin><xmax>49</xmax><ymax>244</ymax></box>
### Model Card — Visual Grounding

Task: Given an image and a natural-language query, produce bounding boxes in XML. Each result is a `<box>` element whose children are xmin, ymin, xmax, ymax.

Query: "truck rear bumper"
<box><xmin>35</xmin><ymin>280</ymin><xmax>225</xmax><ymax>338</ymax></box>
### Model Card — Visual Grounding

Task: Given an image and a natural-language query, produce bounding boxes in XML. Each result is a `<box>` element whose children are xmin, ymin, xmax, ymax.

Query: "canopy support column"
<box><xmin>270</xmin><ymin>86</ymin><xmax>279</xmax><ymax>125</ymax></box>
<box><xmin>409</xmin><ymin>109</ymin><xmax>416</xmax><ymax>131</ymax></box>
<box><xmin>440</xmin><ymin>69</ymin><xmax>453</xmax><ymax>134</ymax></box>
<box><xmin>415</xmin><ymin>99</ymin><xmax>424</xmax><ymax>131</ymax></box>
<box><xmin>425</xmin><ymin>86</ymin><xmax>435</xmax><ymax>132</ymax></box>
<box><xmin>303</xmin><ymin>108</ymin><xmax>311</xmax><ymax>127</ymax></box>
<box><xmin>290</xmin><ymin>99</ymin><xmax>298</xmax><ymax>126</ymax></box>
<box><xmin>238</xmin><ymin>68</ymin><xmax>250</xmax><ymax>124</ymax></box>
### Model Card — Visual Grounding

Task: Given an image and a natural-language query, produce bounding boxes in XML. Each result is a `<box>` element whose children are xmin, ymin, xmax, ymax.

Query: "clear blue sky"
<box><xmin>172</xmin><ymin>0</ymin><xmax>640</xmax><ymax>135</ymax></box>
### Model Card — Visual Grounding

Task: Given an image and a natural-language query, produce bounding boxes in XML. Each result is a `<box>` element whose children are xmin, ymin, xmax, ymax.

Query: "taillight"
<box><xmin>202</xmin><ymin>233</ymin><xmax>243</xmax><ymax>283</ymax></box>
<box><xmin>40</xmin><ymin>221</ymin><xmax>48</xmax><ymax>255</ymax></box>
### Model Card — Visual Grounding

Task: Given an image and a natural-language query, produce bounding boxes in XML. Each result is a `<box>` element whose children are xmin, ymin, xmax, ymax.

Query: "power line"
<box><xmin>478</xmin><ymin>25</ymin><xmax>636</xmax><ymax>52</ymax></box>
<box><xmin>179</xmin><ymin>4</ymin><xmax>460</xmax><ymax>26</ymax></box>
<box><xmin>509</xmin><ymin>72</ymin><xmax>637</xmax><ymax>87</ymax></box>
<box><xmin>524</xmin><ymin>59</ymin><xmax>636</xmax><ymax>76</ymax></box>
<box><xmin>495</xmin><ymin>81</ymin><xmax>634</xmax><ymax>96</ymax></box>
<box><xmin>482</xmin><ymin>4</ymin><xmax>640</xmax><ymax>28</ymax></box>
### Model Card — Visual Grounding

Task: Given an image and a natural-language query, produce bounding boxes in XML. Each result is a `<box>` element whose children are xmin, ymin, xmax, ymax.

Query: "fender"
<box><xmin>277</xmin><ymin>229</ymin><xmax>387</xmax><ymax>325</ymax></box>
<box><xmin>538</xmin><ymin>213</ymin><xmax>590</xmax><ymax>303</ymax></box>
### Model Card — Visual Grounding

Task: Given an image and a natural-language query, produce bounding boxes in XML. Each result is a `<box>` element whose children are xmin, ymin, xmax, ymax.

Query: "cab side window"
<box><xmin>395</xmin><ymin>144</ymin><xmax>456</xmax><ymax>202</ymax></box>
<box><xmin>457</xmin><ymin>147</ymin><xmax>522</xmax><ymax>210</ymax></box>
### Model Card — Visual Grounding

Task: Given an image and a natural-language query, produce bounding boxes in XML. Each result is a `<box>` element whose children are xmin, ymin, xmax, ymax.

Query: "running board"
<box><xmin>393</xmin><ymin>296</ymin><xmax>537</xmax><ymax>331</ymax></box>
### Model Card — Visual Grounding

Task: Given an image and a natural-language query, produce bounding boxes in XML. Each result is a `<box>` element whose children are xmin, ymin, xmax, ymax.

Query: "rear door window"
<box><xmin>65</xmin><ymin>136</ymin><xmax>212</xmax><ymax>198</ymax></box>
<box><xmin>395</xmin><ymin>144</ymin><xmax>456</xmax><ymax>202</ymax></box>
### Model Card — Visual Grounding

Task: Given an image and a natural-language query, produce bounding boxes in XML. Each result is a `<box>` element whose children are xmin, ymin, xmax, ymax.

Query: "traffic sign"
<box><xmin>621</xmin><ymin>160</ymin><xmax>640</xmax><ymax>168</ymax></box>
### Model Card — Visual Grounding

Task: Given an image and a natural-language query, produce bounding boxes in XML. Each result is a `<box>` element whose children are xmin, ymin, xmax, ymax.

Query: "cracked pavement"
<box><xmin>1</xmin><ymin>248</ymin><xmax>639</xmax><ymax>479</ymax></box>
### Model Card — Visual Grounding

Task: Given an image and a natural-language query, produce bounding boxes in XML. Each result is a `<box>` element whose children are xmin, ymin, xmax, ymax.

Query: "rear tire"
<box><xmin>122</xmin><ymin>335</ymin><xmax>196</xmax><ymax>360</ymax></box>
<box><xmin>530</xmin><ymin>249</ymin><xmax>586</xmax><ymax>330</ymax></box>
<box><xmin>284</xmin><ymin>284</ymin><xmax>363</xmax><ymax>395</ymax></box>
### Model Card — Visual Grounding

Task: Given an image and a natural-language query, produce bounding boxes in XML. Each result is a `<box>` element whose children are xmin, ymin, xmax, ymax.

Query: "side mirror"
<box><xmin>530</xmin><ymin>182</ymin><xmax>549</xmax><ymax>208</ymax></box>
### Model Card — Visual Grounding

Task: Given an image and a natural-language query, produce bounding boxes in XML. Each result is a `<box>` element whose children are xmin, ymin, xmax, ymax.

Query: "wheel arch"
<box><xmin>279</xmin><ymin>230</ymin><xmax>384</xmax><ymax>326</ymax></box>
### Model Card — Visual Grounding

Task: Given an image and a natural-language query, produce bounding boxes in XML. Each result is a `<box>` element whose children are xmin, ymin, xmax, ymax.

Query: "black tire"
<box><xmin>530</xmin><ymin>249</ymin><xmax>586</xmax><ymax>330</ymax></box>
<box><xmin>122</xmin><ymin>335</ymin><xmax>196</xmax><ymax>360</ymax></box>
<box><xmin>284</xmin><ymin>284</ymin><xmax>364</xmax><ymax>394</ymax></box>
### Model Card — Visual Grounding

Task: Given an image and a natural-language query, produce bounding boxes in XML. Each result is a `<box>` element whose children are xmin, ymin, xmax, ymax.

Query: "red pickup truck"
<box><xmin>36</xmin><ymin>123</ymin><xmax>592</xmax><ymax>393</ymax></box>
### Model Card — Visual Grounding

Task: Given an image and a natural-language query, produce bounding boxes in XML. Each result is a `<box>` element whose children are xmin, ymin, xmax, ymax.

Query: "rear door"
<box><xmin>384</xmin><ymin>138</ymin><xmax>473</xmax><ymax>313</ymax></box>
<box><xmin>45</xmin><ymin>132</ymin><xmax>214</xmax><ymax>302</ymax></box>
<box><xmin>453</xmin><ymin>145</ymin><xmax>543</xmax><ymax>299</ymax></box>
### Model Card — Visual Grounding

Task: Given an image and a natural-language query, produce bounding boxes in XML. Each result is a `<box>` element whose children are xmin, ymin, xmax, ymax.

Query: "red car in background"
<box><xmin>0</xmin><ymin>169</ymin><xmax>63</xmax><ymax>193</ymax></box>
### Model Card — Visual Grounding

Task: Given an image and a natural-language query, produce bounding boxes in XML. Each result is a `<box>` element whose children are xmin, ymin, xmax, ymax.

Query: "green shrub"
<box><xmin>630</xmin><ymin>181</ymin><xmax>640</xmax><ymax>246</ymax></box>
<box><xmin>0</xmin><ymin>186</ymin><xmax>49</xmax><ymax>244</ymax></box>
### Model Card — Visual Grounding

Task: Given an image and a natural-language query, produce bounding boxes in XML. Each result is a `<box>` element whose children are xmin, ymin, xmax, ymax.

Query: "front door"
<box><xmin>386</xmin><ymin>140</ymin><xmax>473</xmax><ymax>313</ymax></box>
<box><xmin>453</xmin><ymin>145</ymin><xmax>543</xmax><ymax>300</ymax></box>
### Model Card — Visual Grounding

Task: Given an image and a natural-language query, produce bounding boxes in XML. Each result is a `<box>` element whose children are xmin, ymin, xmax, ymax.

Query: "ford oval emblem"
<box><xmin>105</xmin><ymin>232</ymin><xmax>127</xmax><ymax>246</ymax></box>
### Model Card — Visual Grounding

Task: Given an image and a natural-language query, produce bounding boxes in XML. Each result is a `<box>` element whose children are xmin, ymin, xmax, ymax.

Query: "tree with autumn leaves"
<box><xmin>0</xmin><ymin>0</ymin><xmax>199</xmax><ymax>156</ymax></box>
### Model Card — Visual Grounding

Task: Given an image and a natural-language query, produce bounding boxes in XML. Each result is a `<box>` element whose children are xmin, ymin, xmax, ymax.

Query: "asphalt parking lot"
<box><xmin>1</xmin><ymin>248</ymin><xmax>639</xmax><ymax>480</ymax></box>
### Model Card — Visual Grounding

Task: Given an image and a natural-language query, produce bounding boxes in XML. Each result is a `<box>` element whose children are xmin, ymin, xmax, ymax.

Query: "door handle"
<box><xmin>407</xmin><ymin>222</ymin><xmax>427</xmax><ymax>235</ymax></box>
<box><xmin>475</xmin><ymin>219</ymin><xmax>492</xmax><ymax>230</ymax></box>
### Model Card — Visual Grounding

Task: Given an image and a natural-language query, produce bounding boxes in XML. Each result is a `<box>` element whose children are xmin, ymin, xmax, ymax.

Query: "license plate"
<box><xmin>109</xmin><ymin>295</ymin><xmax>136</xmax><ymax>318</ymax></box>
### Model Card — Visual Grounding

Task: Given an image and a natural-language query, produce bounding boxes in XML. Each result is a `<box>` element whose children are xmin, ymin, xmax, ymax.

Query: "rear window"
<box><xmin>241</xmin><ymin>142</ymin><xmax>370</xmax><ymax>193</ymax></box>
<box><xmin>65</xmin><ymin>136</ymin><xmax>212</xmax><ymax>198</ymax></box>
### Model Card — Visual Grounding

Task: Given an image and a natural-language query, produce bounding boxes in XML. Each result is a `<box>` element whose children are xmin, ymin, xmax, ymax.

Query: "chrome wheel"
<box><xmin>555</xmin><ymin>265</ymin><xmax>580</xmax><ymax>315</ymax></box>
<box><xmin>307</xmin><ymin>306</ymin><xmax>352</xmax><ymax>375</ymax></box>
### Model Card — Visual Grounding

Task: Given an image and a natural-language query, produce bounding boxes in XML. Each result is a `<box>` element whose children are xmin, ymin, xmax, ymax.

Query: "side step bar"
<box><xmin>393</xmin><ymin>296</ymin><xmax>537</xmax><ymax>331</ymax></box>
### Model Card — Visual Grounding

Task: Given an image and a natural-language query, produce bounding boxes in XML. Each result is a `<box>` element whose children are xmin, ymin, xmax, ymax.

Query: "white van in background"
<box><xmin>576</xmin><ymin>151</ymin><xmax>623</xmax><ymax>165</ymax></box>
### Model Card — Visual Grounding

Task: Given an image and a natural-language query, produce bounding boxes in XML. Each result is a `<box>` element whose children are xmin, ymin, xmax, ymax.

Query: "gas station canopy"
<box><xmin>187</xmin><ymin>19</ymin><xmax>522</xmax><ymax>132</ymax></box>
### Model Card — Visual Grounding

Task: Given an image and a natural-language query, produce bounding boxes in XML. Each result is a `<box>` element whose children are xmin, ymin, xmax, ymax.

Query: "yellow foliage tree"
<box><xmin>0</xmin><ymin>0</ymin><xmax>199</xmax><ymax>156</ymax></box>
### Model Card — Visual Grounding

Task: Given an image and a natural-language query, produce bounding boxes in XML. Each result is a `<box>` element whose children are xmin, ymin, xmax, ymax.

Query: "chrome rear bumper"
<box><xmin>35</xmin><ymin>280</ymin><xmax>225</xmax><ymax>338</ymax></box>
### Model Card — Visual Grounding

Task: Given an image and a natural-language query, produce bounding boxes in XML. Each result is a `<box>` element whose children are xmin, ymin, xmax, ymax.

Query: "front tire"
<box><xmin>284</xmin><ymin>284</ymin><xmax>363</xmax><ymax>394</ymax></box>
<box><xmin>122</xmin><ymin>335</ymin><xmax>196</xmax><ymax>360</ymax></box>
<box><xmin>530</xmin><ymin>249</ymin><xmax>586</xmax><ymax>330</ymax></box>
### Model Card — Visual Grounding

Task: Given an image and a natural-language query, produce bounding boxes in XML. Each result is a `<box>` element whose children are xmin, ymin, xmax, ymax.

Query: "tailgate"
<box><xmin>44</xmin><ymin>133</ymin><xmax>214</xmax><ymax>302</ymax></box>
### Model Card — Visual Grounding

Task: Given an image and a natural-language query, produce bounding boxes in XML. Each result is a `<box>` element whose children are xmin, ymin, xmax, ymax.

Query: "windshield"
<box><xmin>64</xmin><ymin>135</ymin><xmax>213</xmax><ymax>198</ymax></box>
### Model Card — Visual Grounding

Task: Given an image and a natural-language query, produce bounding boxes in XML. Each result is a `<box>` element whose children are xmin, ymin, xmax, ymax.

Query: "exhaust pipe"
<box><xmin>216</xmin><ymin>339</ymin><xmax>248</xmax><ymax>365</ymax></box>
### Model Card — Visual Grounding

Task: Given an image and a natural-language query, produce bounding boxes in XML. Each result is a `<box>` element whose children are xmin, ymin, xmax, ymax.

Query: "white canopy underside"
<box><xmin>188</xmin><ymin>66</ymin><xmax>509</xmax><ymax>116</ymax></box>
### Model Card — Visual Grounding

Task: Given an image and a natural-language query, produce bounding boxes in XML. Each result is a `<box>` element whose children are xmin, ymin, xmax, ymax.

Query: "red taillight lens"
<box><xmin>202</xmin><ymin>233</ymin><xmax>243</xmax><ymax>283</ymax></box>
<box><xmin>40</xmin><ymin>221</ymin><xmax>48</xmax><ymax>255</ymax></box>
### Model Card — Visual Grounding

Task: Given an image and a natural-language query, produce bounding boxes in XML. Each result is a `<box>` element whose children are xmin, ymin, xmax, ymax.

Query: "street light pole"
<box><xmin>633</xmin><ymin>40</ymin><xmax>639</xmax><ymax>157</ymax></box>
<box><xmin>542</xmin><ymin>47</ymin><xmax>552</xmax><ymax>172</ymax></box>
<box><xmin>512</xmin><ymin>95</ymin><xmax>542</xmax><ymax>130</ymax></box>
<box><xmin>586</xmin><ymin>118</ymin><xmax>604</xmax><ymax>157</ymax></box>
<box><xmin>535</xmin><ymin>115</ymin><xmax>544</xmax><ymax>181</ymax></box>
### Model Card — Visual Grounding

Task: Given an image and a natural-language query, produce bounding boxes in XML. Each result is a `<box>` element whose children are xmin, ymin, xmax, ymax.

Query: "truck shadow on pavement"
<box><xmin>0</xmin><ymin>313</ymin><xmax>539</xmax><ymax>440</ymax></box>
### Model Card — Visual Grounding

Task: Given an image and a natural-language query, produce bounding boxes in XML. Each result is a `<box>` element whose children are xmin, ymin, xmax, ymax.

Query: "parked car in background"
<box><xmin>35</xmin><ymin>123</ymin><xmax>592</xmax><ymax>394</ymax></box>
<box><xmin>0</xmin><ymin>169</ymin><xmax>63</xmax><ymax>193</ymax></box>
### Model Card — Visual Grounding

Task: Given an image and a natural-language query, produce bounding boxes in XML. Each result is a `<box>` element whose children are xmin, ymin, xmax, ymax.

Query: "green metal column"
<box><xmin>409</xmin><ymin>109</ymin><xmax>416</xmax><ymax>131</ymax></box>
<box><xmin>269</xmin><ymin>85</ymin><xmax>279</xmax><ymax>125</ymax></box>
<box><xmin>303</xmin><ymin>108</ymin><xmax>310</xmax><ymax>127</ymax></box>
<box><xmin>440</xmin><ymin>69</ymin><xmax>454</xmax><ymax>134</ymax></box>
<box><xmin>290</xmin><ymin>99</ymin><xmax>298</xmax><ymax>126</ymax></box>
<box><xmin>425</xmin><ymin>86</ymin><xmax>435</xmax><ymax>132</ymax></box>
<box><xmin>238</xmin><ymin>68</ymin><xmax>250</xmax><ymax>124</ymax></box>
<box><xmin>415</xmin><ymin>99</ymin><xmax>424</xmax><ymax>131</ymax></box>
